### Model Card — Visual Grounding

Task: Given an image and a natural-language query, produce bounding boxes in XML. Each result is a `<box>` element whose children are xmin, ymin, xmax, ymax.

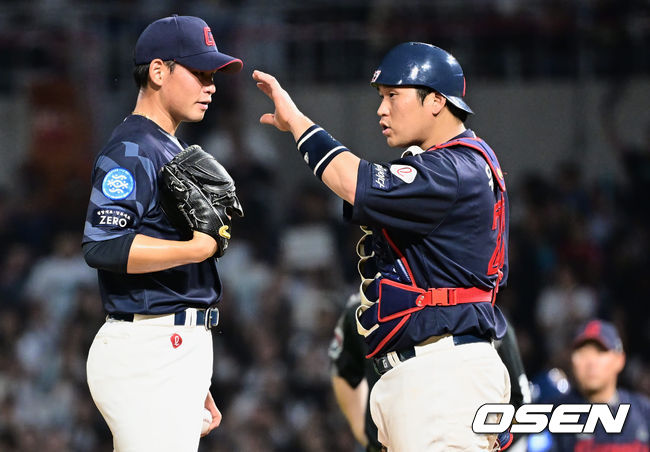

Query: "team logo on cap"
<box><xmin>371</xmin><ymin>70</ymin><xmax>381</xmax><ymax>83</ymax></box>
<box><xmin>583</xmin><ymin>320</ymin><xmax>601</xmax><ymax>337</ymax></box>
<box><xmin>102</xmin><ymin>168</ymin><xmax>134</xmax><ymax>200</ymax></box>
<box><xmin>204</xmin><ymin>27</ymin><xmax>215</xmax><ymax>47</ymax></box>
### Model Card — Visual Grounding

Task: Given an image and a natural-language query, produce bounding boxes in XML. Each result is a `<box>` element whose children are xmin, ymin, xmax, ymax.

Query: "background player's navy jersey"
<box><xmin>83</xmin><ymin>115</ymin><xmax>222</xmax><ymax>314</ymax></box>
<box><xmin>345</xmin><ymin>130</ymin><xmax>508</xmax><ymax>350</ymax></box>
<box><xmin>547</xmin><ymin>389</ymin><xmax>650</xmax><ymax>452</ymax></box>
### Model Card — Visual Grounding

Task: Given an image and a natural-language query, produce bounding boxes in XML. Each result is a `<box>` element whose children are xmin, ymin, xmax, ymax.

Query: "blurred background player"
<box><xmin>329</xmin><ymin>294</ymin><xmax>531</xmax><ymax>452</ymax></box>
<box><xmin>329</xmin><ymin>294</ymin><xmax>383</xmax><ymax>452</ymax></box>
<box><xmin>544</xmin><ymin>320</ymin><xmax>650</xmax><ymax>452</ymax></box>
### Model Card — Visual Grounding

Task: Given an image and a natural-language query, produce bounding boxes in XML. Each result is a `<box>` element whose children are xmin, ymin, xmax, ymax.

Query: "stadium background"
<box><xmin>0</xmin><ymin>1</ymin><xmax>648</xmax><ymax>450</ymax></box>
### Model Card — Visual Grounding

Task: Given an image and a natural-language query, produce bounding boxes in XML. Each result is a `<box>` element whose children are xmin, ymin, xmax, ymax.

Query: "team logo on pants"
<box><xmin>170</xmin><ymin>333</ymin><xmax>183</xmax><ymax>348</ymax></box>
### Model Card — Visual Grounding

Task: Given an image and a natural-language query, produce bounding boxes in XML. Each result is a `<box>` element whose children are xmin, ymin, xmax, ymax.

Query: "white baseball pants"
<box><xmin>87</xmin><ymin>316</ymin><xmax>213</xmax><ymax>452</ymax></box>
<box><xmin>370</xmin><ymin>335</ymin><xmax>510</xmax><ymax>451</ymax></box>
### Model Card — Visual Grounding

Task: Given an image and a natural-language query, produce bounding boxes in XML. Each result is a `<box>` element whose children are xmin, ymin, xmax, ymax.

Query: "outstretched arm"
<box><xmin>253</xmin><ymin>70</ymin><xmax>360</xmax><ymax>204</ymax></box>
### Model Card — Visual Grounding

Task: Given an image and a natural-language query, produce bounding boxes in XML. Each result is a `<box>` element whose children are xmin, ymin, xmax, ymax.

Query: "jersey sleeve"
<box><xmin>83</xmin><ymin>141</ymin><xmax>157</xmax><ymax>244</ymax></box>
<box><xmin>329</xmin><ymin>302</ymin><xmax>367</xmax><ymax>388</ymax></box>
<box><xmin>344</xmin><ymin>153</ymin><xmax>459</xmax><ymax>235</ymax></box>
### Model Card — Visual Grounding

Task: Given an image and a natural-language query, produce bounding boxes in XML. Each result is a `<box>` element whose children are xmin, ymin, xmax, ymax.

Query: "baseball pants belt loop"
<box><xmin>107</xmin><ymin>307</ymin><xmax>219</xmax><ymax>329</ymax></box>
<box><xmin>372</xmin><ymin>334</ymin><xmax>490</xmax><ymax>376</ymax></box>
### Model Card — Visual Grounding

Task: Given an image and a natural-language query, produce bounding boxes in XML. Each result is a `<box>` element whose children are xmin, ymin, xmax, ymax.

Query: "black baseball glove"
<box><xmin>159</xmin><ymin>145</ymin><xmax>244</xmax><ymax>258</ymax></box>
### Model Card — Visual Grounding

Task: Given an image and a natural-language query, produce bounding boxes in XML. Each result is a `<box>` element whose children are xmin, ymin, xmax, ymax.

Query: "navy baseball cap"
<box><xmin>134</xmin><ymin>15</ymin><xmax>243</xmax><ymax>73</ymax></box>
<box><xmin>572</xmin><ymin>320</ymin><xmax>623</xmax><ymax>353</ymax></box>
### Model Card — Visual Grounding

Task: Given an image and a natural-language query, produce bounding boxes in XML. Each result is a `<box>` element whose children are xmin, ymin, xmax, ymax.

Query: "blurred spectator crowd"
<box><xmin>0</xmin><ymin>0</ymin><xmax>648</xmax><ymax>92</ymax></box>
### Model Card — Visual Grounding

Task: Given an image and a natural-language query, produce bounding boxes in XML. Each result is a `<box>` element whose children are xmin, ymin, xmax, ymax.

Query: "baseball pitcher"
<box><xmin>82</xmin><ymin>15</ymin><xmax>243</xmax><ymax>452</ymax></box>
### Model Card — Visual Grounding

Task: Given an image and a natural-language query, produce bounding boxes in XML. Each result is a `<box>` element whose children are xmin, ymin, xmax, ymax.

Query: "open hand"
<box><xmin>253</xmin><ymin>70</ymin><xmax>311</xmax><ymax>135</ymax></box>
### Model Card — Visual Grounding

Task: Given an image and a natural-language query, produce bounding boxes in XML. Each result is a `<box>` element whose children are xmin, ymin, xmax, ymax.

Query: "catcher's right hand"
<box><xmin>158</xmin><ymin>145</ymin><xmax>243</xmax><ymax>258</ymax></box>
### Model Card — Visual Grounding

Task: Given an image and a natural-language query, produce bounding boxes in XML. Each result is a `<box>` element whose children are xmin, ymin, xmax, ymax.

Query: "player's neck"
<box><xmin>421</xmin><ymin>120</ymin><xmax>466</xmax><ymax>150</ymax></box>
<box><xmin>132</xmin><ymin>92</ymin><xmax>179</xmax><ymax>135</ymax></box>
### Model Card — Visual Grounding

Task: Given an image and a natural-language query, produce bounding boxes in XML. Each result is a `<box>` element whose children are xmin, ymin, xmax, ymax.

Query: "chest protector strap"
<box><xmin>435</xmin><ymin>136</ymin><xmax>508</xmax><ymax>295</ymax></box>
<box><xmin>432</xmin><ymin>137</ymin><xmax>506</xmax><ymax>192</ymax></box>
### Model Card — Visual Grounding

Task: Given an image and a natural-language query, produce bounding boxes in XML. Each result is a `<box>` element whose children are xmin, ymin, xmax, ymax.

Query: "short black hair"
<box><xmin>416</xmin><ymin>86</ymin><xmax>468</xmax><ymax>123</ymax></box>
<box><xmin>133</xmin><ymin>60</ymin><xmax>176</xmax><ymax>89</ymax></box>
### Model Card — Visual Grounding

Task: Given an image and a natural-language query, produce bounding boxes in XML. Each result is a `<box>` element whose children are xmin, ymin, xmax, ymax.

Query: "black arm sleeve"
<box><xmin>82</xmin><ymin>233</ymin><xmax>136</xmax><ymax>274</ymax></box>
<box><xmin>496</xmin><ymin>320</ymin><xmax>529</xmax><ymax>409</ymax></box>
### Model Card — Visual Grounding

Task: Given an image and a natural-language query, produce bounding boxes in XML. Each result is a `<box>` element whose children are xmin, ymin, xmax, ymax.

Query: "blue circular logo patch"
<box><xmin>102</xmin><ymin>168</ymin><xmax>134</xmax><ymax>200</ymax></box>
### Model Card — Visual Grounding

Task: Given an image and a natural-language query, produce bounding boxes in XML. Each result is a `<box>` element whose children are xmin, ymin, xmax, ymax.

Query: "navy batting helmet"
<box><xmin>370</xmin><ymin>42</ymin><xmax>473</xmax><ymax>114</ymax></box>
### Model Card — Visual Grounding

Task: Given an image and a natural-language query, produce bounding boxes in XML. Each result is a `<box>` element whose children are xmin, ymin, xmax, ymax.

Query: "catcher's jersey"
<box><xmin>83</xmin><ymin>114</ymin><xmax>222</xmax><ymax>314</ymax></box>
<box><xmin>344</xmin><ymin>130</ymin><xmax>508</xmax><ymax>351</ymax></box>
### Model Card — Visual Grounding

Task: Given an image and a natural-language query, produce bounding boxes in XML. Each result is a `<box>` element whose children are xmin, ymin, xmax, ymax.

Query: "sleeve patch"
<box><xmin>92</xmin><ymin>209</ymin><xmax>135</xmax><ymax>229</ymax></box>
<box><xmin>390</xmin><ymin>164</ymin><xmax>417</xmax><ymax>183</ymax></box>
<box><xmin>371</xmin><ymin>163</ymin><xmax>392</xmax><ymax>191</ymax></box>
<box><xmin>102</xmin><ymin>167</ymin><xmax>134</xmax><ymax>200</ymax></box>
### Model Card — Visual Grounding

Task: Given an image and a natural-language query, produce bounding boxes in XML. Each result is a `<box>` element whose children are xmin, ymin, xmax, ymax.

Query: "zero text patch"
<box><xmin>92</xmin><ymin>209</ymin><xmax>134</xmax><ymax>229</ymax></box>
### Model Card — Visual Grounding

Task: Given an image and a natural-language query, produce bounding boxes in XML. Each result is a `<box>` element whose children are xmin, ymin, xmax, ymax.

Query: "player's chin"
<box><xmin>187</xmin><ymin>110</ymin><xmax>207</xmax><ymax>122</ymax></box>
<box><xmin>579</xmin><ymin>379</ymin><xmax>606</xmax><ymax>395</ymax></box>
<box><xmin>385</xmin><ymin>136</ymin><xmax>405</xmax><ymax>148</ymax></box>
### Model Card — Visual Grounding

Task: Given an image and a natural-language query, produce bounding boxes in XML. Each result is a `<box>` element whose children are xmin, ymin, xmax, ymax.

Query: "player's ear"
<box><xmin>426</xmin><ymin>91</ymin><xmax>446</xmax><ymax>116</ymax></box>
<box><xmin>148</xmin><ymin>59</ymin><xmax>166</xmax><ymax>88</ymax></box>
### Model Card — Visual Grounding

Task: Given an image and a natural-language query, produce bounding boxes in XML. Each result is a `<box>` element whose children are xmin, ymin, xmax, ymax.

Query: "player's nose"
<box><xmin>377</xmin><ymin>99</ymin><xmax>389</xmax><ymax>117</ymax></box>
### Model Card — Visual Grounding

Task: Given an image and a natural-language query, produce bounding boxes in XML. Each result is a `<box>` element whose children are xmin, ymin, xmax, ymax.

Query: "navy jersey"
<box><xmin>546</xmin><ymin>389</ymin><xmax>650</xmax><ymax>452</ymax></box>
<box><xmin>345</xmin><ymin>130</ymin><xmax>508</xmax><ymax>355</ymax></box>
<box><xmin>82</xmin><ymin>115</ymin><xmax>222</xmax><ymax>314</ymax></box>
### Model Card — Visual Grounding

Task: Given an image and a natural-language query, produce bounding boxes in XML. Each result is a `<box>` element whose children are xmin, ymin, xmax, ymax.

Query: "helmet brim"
<box><xmin>445</xmin><ymin>95</ymin><xmax>474</xmax><ymax>114</ymax></box>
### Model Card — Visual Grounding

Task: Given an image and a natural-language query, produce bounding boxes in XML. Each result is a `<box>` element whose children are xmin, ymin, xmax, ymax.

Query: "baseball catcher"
<box><xmin>159</xmin><ymin>144</ymin><xmax>243</xmax><ymax>257</ymax></box>
<box><xmin>255</xmin><ymin>41</ymin><xmax>511</xmax><ymax>451</ymax></box>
